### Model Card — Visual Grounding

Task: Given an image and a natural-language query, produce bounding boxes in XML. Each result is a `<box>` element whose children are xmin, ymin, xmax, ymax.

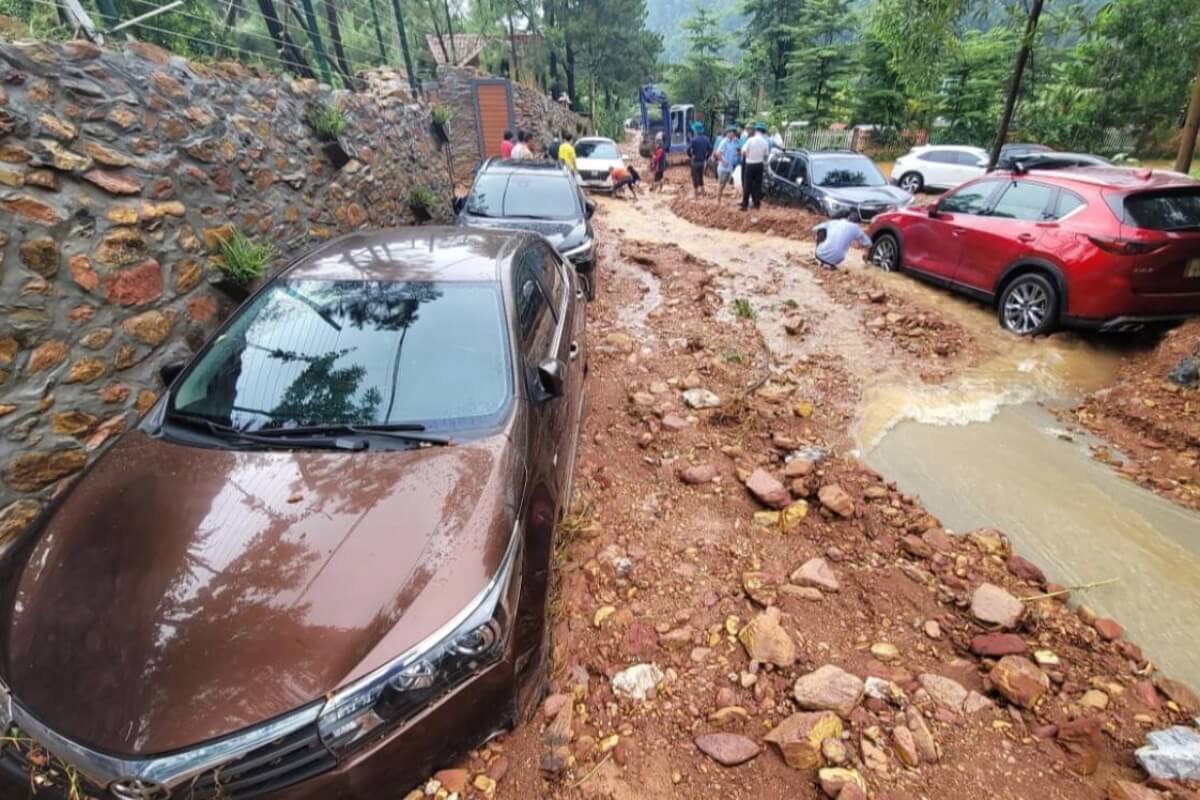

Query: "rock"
<box><xmin>821</xmin><ymin>737</ymin><xmax>847</xmax><ymax>766</ymax></box>
<box><xmin>738</xmin><ymin>607</ymin><xmax>795</xmax><ymax>667</ymax></box>
<box><xmin>122</xmin><ymin>310</ymin><xmax>172</xmax><ymax>345</ymax></box>
<box><xmin>1058</xmin><ymin>717</ymin><xmax>1104</xmax><ymax>776</ymax></box>
<box><xmin>1033</xmin><ymin>649</ymin><xmax>1060</xmax><ymax>667</ymax></box>
<box><xmin>693</xmin><ymin>733</ymin><xmax>760</xmax><ymax>766</ymax></box>
<box><xmin>660</xmin><ymin>626</ymin><xmax>693</xmax><ymax>650</ymax></box>
<box><xmin>680</xmin><ymin>463</ymin><xmax>718</xmax><ymax>484</ymax></box>
<box><xmin>817</xmin><ymin>484</ymin><xmax>854</xmax><ymax>518</ymax></box>
<box><xmin>860</xmin><ymin>738</ymin><xmax>889</xmax><ymax>772</ymax></box>
<box><xmin>1137</xmin><ymin>726</ymin><xmax>1200</xmax><ymax>781</ymax></box>
<box><xmin>838</xmin><ymin>785</ymin><xmax>867</xmax><ymax>800</ymax></box>
<box><xmin>892</xmin><ymin>725</ymin><xmax>919</xmax><ymax>767</ymax></box>
<box><xmin>83</xmin><ymin>169</ymin><xmax>142</xmax><ymax>195</ymax></box>
<box><xmin>923</xmin><ymin>620</ymin><xmax>942</xmax><ymax>639</ymax></box>
<box><xmin>970</xmin><ymin>582</ymin><xmax>1025</xmax><ymax>629</ymax></box>
<box><xmin>682</xmin><ymin>388</ymin><xmax>721</xmax><ymax>409</ymax></box>
<box><xmin>990</xmin><ymin>656</ymin><xmax>1049</xmax><ymax>708</ymax></box>
<box><xmin>1007</xmin><ymin>554</ymin><xmax>1046</xmax><ymax>584</ymax></box>
<box><xmin>906</xmin><ymin>707</ymin><xmax>938</xmax><ymax>763</ymax></box>
<box><xmin>0</xmin><ymin>500</ymin><xmax>42</xmax><ymax>546</ymax></box>
<box><xmin>922</xmin><ymin>527</ymin><xmax>954</xmax><ymax>552</ymax></box>
<box><xmin>3</xmin><ymin>448</ymin><xmax>87</xmax><ymax>492</ymax></box>
<box><xmin>784</xmin><ymin>458</ymin><xmax>814</xmax><ymax>478</ymax></box>
<box><xmin>1</xmin><ymin>195</ymin><xmax>65</xmax><ymax>224</ymax></box>
<box><xmin>780</xmin><ymin>501</ymin><xmax>809</xmax><ymax>532</ymax></box>
<box><xmin>793</xmin><ymin>665</ymin><xmax>865</xmax><ymax>718</ymax></box>
<box><xmin>1094</xmin><ymin>618</ymin><xmax>1123</xmax><ymax>641</ymax></box>
<box><xmin>622</xmin><ymin>621</ymin><xmax>659</xmax><ymax>657</ymax></box>
<box><xmin>472</xmin><ymin>774</ymin><xmax>496</xmax><ymax>798</ymax></box>
<box><xmin>964</xmin><ymin>690</ymin><xmax>995</xmax><ymax>715</ymax></box>
<box><xmin>1080</xmin><ymin>689</ymin><xmax>1110</xmax><ymax>710</ymax></box>
<box><xmin>817</xmin><ymin>768</ymin><xmax>866</xmax><ymax>798</ymax></box>
<box><xmin>742</xmin><ymin>572</ymin><xmax>778</xmax><ymax>606</ymax></box>
<box><xmin>918</xmin><ymin>674</ymin><xmax>968</xmax><ymax>712</ymax></box>
<box><xmin>1107</xmin><ymin>780</ymin><xmax>1168</xmax><ymax>800</ymax></box>
<box><xmin>745</xmin><ymin>468</ymin><xmax>791</xmax><ymax>509</ymax></box>
<box><xmin>542</xmin><ymin>693</ymin><xmax>570</xmax><ymax>719</ymax></box>
<box><xmin>1134</xmin><ymin>680</ymin><xmax>1161</xmax><ymax>710</ymax></box>
<box><xmin>661</xmin><ymin>414</ymin><xmax>689</xmax><ymax>431</ymax></box>
<box><xmin>1167</xmin><ymin>356</ymin><xmax>1199</xmax><ymax>387</ymax></box>
<box><xmin>27</xmin><ymin>340</ymin><xmax>69</xmax><ymax>373</ymax></box>
<box><xmin>611</xmin><ymin>663</ymin><xmax>664</xmax><ymax>700</ymax></box>
<box><xmin>790</xmin><ymin>557</ymin><xmax>839</xmax><ymax>592</ymax></box>
<box><xmin>764</xmin><ymin>711</ymin><xmax>843</xmax><ymax>770</ymax></box>
<box><xmin>870</xmin><ymin>642</ymin><xmax>898</xmax><ymax>662</ymax></box>
<box><xmin>970</xmin><ymin>632</ymin><xmax>1029</xmax><ymax>657</ymax></box>
<box><xmin>900</xmin><ymin>535</ymin><xmax>934</xmax><ymax>559</ymax></box>
<box><xmin>544</xmin><ymin>695</ymin><xmax>573</xmax><ymax>746</ymax></box>
<box><xmin>19</xmin><ymin>237</ymin><xmax>59</xmax><ymax>276</ymax></box>
<box><xmin>433</xmin><ymin>769</ymin><xmax>469</xmax><ymax>794</ymax></box>
<box><xmin>1155</xmin><ymin>677</ymin><xmax>1200</xmax><ymax>714</ymax></box>
<box><xmin>783</xmin><ymin>316</ymin><xmax>805</xmax><ymax>335</ymax></box>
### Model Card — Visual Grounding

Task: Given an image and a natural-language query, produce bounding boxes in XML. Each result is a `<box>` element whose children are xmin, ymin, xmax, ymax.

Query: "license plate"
<box><xmin>1187</xmin><ymin>258</ymin><xmax>1200</xmax><ymax>278</ymax></box>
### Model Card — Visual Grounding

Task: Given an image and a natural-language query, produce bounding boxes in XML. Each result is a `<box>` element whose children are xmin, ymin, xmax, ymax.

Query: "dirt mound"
<box><xmin>669</xmin><ymin>192</ymin><xmax>824</xmax><ymax>241</ymax></box>
<box><xmin>1070</xmin><ymin>319</ymin><xmax>1200</xmax><ymax>511</ymax></box>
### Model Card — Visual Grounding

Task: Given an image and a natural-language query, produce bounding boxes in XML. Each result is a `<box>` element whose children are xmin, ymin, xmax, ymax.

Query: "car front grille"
<box><xmin>180</xmin><ymin>725</ymin><xmax>334</xmax><ymax>799</ymax></box>
<box><xmin>0</xmin><ymin>723</ymin><xmax>334</xmax><ymax>800</ymax></box>
<box><xmin>855</xmin><ymin>205</ymin><xmax>888</xmax><ymax>221</ymax></box>
<box><xmin>580</xmin><ymin>170</ymin><xmax>608</xmax><ymax>181</ymax></box>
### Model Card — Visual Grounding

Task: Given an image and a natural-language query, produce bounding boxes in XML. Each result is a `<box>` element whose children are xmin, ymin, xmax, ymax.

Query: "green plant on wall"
<box><xmin>217</xmin><ymin>230</ymin><xmax>278</xmax><ymax>284</ymax></box>
<box><xmin>431</xmin><ymin>105</ymin><xmax>452</xmax><ymax>127</ymax></box>
<box><xmin>409</xmin><ymin>186</ymin><xmax>437</xmax><ymax>210</ymax></box>
<box><xmin>307</xmin><ymin>101</ymin><xmax>346</xmax><ymax>142</ymax></box>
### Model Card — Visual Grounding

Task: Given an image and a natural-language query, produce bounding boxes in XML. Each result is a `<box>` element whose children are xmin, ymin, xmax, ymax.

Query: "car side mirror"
<box><xmin>585</xmin><ymin>201</ymin><xmax>596</xmax><ymax>219</ymax></box>
<box><xmin>536</xmin><ymin>358</ymin><xmax>566</xmax><ymax>399</ymax></box>
<box><xmin>159</xmin><ymin>361</ymin><xmax>185</xmax><ymax>387</ymax></box>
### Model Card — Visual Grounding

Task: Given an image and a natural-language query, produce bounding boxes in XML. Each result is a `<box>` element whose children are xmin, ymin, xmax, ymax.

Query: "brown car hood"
<box><xmin>2</xmin><ymin>429</ymin><xmax>520</xmax><ymax>756</ymax></box>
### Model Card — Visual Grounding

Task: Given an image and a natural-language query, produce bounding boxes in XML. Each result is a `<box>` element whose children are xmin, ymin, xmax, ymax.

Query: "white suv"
<box><xmin>891</xmin><ymin>145</ymin><xmax>988</xmax><ymax>193</ymax></box>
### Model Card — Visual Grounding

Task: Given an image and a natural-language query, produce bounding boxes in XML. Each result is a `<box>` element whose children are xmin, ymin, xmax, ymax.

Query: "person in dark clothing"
<box><xmin>547</xmin><ymin>134</ymin><xmax>562</xmax><ymax>161</ymax></box>
<box><xmin>739</xmin><ymin>121</ymin><xmax>769</xmax><ymax>211</ymax></box>
<box><xmin>685</xmin><ymin>121</ymin><xmax>713</xmax><ymax>197</ymax></box>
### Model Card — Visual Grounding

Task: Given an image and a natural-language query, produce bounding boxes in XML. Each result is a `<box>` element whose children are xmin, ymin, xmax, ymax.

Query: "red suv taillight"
<box><xmin>1086</xmin><ymin>235</ymin><xmax>1167</xmax><ymax>256</ymax></box>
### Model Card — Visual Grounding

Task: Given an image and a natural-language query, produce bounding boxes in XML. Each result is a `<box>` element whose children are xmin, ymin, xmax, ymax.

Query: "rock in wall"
<box><xmin>0</xmin><ymin>37</ymin><xmax>455</xmax><ymax>545</ymax></box>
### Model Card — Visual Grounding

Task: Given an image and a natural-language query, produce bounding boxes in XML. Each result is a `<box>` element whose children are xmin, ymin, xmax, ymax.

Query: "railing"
<box><xmin>783</xmin><ymin>127</ymin><xmax>856</xmax><ymax>151</ymax></box>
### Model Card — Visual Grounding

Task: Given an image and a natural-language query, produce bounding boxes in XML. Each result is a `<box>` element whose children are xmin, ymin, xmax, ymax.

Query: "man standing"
<box><xmin>500</xmin><ymin>130</ymin><xmax>515</xmax><ymax>159</ymax></box>
<box><xmin>649</xmin><ymin>133</ymin><xmax>666</xmax><ymax>193</ymax></box>
<box><xmin>740</xmin><ymin>122</ymin><xmax>769</xmax><ymax>211</ymax></box>
<box><xmin>715</xmin><ymin>126</ymin><xmax>740</xmax><ymax>203</ymax></box>
<box><xmin>547</xmin><ymin>132</ymin><xmax>562</xmax><ymax>161</ymax></box>
<box><xmin>511</xmin><ymin>131</ymin><xmax>534</xmax><ymax>160</ymax></box>
<box><xmin>685</xmin><ymin>121</ymin><xmax>713</xmax><ymax>197</ymax></box>
<box><xmin>558</xmin><ymin>131</ymin><xmax>577</xmax><ymax>172</ymax></box>
<box><xmin>813</xmin><ymin>217</ymin><xmax>872</xmax><ymax>268</ymax></box>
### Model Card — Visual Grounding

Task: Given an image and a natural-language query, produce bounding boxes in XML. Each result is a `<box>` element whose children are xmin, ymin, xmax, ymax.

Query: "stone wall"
<box><xmin>0</xmin><ymin>38</ymin><xmax>455</xmax><ymax>544</ymax></box>
<box><xmin>434</xmin><ymin>66</ymin><xmax>591</xmax><ymax>182</ymax></box>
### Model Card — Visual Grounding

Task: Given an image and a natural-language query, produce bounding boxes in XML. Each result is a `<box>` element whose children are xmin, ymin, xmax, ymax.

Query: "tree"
<box><xmin>848</xmin><ymin>31</ymin><xmax>908</xmax><ymax>127</ymax></box>
<box><xmin>669</xmin><ymin>6</ymin><xmax>731</xmax><ymax>126</ymax></box>
<box><xmin>987</xmin><ymin>0</ymin><xmax>1044</xmax><ymax>169</ymax></box>
<box><xmin>939</xmin><ymin>27</ymin><xmax>1017</xmax><ymax>145</ymax></box>
<box><xmin>567</xmin><ymin>0</ymin><xmax>662</xmax><ymax>126</ymax></box>
<box><xmin>1177</xmin><ymin>55</ymin><xmax>1200</xmax><ymax>173</ymax></box>
<box><xmin>740</xmin><ymin>0</ymin><xmax>803</xmax><ymax>103</ymax></box>
<box><xmin>785</xmin><ymin>0</ymin><xmax>856</xmax><ymax>123</ymax></box>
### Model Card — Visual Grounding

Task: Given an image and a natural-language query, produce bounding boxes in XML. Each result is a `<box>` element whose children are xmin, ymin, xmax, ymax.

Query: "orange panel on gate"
<box><xmin>477</xmin><ymin>84</ymin><xmax>511</xmax><ymax>158</ymax></box>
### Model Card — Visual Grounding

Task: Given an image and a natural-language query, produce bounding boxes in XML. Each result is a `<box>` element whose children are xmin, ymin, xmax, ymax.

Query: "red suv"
<box><xmin>866</xmin><ymin>167</ymin><xmax>1200</xmax><ymax>335</ymax></box>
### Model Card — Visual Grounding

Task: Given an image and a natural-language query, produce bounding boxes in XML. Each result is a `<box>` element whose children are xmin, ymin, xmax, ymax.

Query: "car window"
<box><xmin>575</xmin><ymin>141</ymin><xmax>620</xmax><ymax>159</ymax></box>
<box><xmin>170</xmin><ymin>280</ymin><xmax>511</xmax><ymax>432</ymax></box>
<box><xmin>955</xmin><ymin>152</ymin><xmax>986</xmax><ymax>166</ymax></box>
<box><xmin>938</xmin><ymin>179</ymin><xmax>1004</xmax><ymax>215</ymax></box>
<box><xmin>1053</xmin><ymin>190</ymin><xmax>1086</xmax><ymax>219</ymax></box>
<box><xmin>466</xmin><ymin>173</ymin><xmax>580</xmax><ymax>220</ymax></box>
<box><xmin>513</xmin><ymin>255</ymin><xmax>557</xmax><ymax>361</ymax></box>
<box><xmin>1120</xmin><ymin>189</ymin><xmax>1200</xmax><ymax>231</ymax></box>
<box><xmin>919</xmin><ymin>151</ymin><xmax>956</xmax><ymax>164</ymax></box>
<box><xmin>527</xmin><ymin>243</ymin><xmax>564</xmax><ymax>314</ymax></box>
<box><xmin>990</xmin><ymin>181</ymin><xmax>1056</xmax><ymax>220</ymax></box>
<box><xmin>811</xmin><ymin>156</ymin><xmax>885</xmax><ymax>187</ymax></box>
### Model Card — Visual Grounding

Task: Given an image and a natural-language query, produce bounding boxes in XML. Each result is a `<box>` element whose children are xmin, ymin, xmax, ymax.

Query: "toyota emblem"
<box><xmin>109</xmin><ymin>778</ymin><xmax>170</xmax><ymax>800</ymax></box>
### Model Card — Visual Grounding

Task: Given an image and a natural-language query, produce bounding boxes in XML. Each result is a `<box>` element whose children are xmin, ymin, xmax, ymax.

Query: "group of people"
<box><xmin>500</xmin><ymin>129</ymin><xmax>577</xmax><ymax>172</ymax></box>
<box><xmin>681</xmin><ymin>121</ymin><xmax>784</xmax><ymax>211</ymax></box>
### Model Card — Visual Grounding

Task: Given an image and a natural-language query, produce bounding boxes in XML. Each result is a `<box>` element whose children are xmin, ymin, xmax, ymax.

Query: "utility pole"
<box><xmin>389</xmin><ymin>0</ymin><xmax>420</xmax><ymax>97</ymax></box>
<box><xmin>1174</xmin><ymin>53</ymin><xmax>1200</xmax><ymax>175</ymax></box>
<box><xmin>297</xmin><ymin>0</ymin><xmax>334</xmax><ymax>84</ymax></box>
<box><xmin>987</xmin><ymin>0</ymin><xmax>1044</xmax><ymax>171</ymax></box>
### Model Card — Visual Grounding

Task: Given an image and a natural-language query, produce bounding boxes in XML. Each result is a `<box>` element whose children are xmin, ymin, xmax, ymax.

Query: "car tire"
<box><xmin>868</xmin><ymin>233</ymin><xmax>901</xmax><ymax>272</ymax></box>
<box><xmin>898</xmin><ymin>172</ymin><xmax>923</xmax><ymax>194</ymax></box>
<box><xmin>998</xmin><ymin>273</ymin><xmax>1058</xmax><ymax>336</ymax></box>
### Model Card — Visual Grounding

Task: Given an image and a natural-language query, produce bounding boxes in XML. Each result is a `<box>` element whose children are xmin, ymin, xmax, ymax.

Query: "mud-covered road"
<box><xmin>407</xmin><ymin>177</ymin><xmax>1200</xmax><ymax>800</ymax></box>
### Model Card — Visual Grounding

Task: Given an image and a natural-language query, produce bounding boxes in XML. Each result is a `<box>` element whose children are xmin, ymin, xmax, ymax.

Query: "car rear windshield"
<box><xmin>1119</xmin><ymin>189</ymin><xmax>1200</xmax><ymax>231</ymax></box>
<box><xmin>812</xmin><ymin>157</ymin><xmax>887</xmax><ymax>188</ymax></box>
<box><xmin>467</xmin><ymin>173</ymin><xmax>581</xmax><ymax>220</ymax></box>
<box><xmin>170</xmin><ymin>280</ymin><xmax>512</xmax><ymax>432</ymax></box>
<box><xmin>576</xmin><ymin>141</ymin><xmax>620</xmax><ymax>159</ymax></box>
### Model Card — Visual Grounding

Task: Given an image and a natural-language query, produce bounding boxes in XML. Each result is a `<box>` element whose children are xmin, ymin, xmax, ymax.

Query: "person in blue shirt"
<box><xmin>714</xmin><ymin>126</ymin><xmax>741</xmax><ymax>203</ymax></box>
<box><xmin>814</xmin><ymin>218</ymin><xmax>872</xmax><ymax>268</ymax></box>
<box><xmin>685</xmin><ymin>121</ymin><xmax>713</xmax><ymax>197</ymax></box>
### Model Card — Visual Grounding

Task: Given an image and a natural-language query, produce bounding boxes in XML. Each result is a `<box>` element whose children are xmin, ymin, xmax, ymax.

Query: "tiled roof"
<box><xmin>425</xmin><ymin>33</ymin><xmax>538</xmax><ymax>67</ymax></box>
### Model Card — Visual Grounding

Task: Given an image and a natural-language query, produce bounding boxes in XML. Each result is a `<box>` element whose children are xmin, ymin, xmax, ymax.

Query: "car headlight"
<box><xmin>317</xmin><ymin>524</ymin><xmax>521</xmax><ymax>757</ymax></box>
<box><xmin>563</xmin><ymin>238</ymin><xmax>594</xmax><ymax>261</ymax></box>
<box><xmin>823</xmin><ymin>196</ymin><xmax>852</xmax><ymax>214</ymax></box>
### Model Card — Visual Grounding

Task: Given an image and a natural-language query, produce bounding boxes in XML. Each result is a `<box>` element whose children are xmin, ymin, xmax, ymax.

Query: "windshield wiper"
<box><xmin>164</xmin><ymin>411</ymin><xmax>367</xmax><ymax>451</ymax></box>
<box><xmin>252</xmin><ymin>422</ymin><xmax>452</xmax><ymax>446</ymax></box>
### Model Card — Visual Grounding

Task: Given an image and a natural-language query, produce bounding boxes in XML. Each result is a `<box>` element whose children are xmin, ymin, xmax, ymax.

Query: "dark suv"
<box><xmin>765</xmin><ymin>149</ymin><xmax>912</xmax><ymax>220</ymax></box>
<box><xmin>458</xmin><ymin>159</ymin><xmax>598</xmax><ymax>300</ymax></box>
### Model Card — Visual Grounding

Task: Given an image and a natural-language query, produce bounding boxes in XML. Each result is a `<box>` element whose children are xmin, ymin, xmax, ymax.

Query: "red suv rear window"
<box><xmin>1114</xmin><ymin>189</ymin><xmax>1200</xmax><ymax>231</ymax></box>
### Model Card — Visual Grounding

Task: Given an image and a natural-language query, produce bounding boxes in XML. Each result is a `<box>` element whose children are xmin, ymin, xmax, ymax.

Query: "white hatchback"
<box><xmin>573</xmin><ymin>137</ymin><xmax>625</xmax><ymax>191</ymax></box>
<box><xmin>891</xmin><ymin>145</ymin><xmax>988</xmax><ymax>193</ymax></box>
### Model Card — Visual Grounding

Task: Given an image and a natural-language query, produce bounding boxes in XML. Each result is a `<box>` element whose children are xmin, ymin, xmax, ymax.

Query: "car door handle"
<box><xmin>569</xmin><ymin>340</ymin><xmax>580</xmax><ymax>361</ymax></box>
<box><xmin>1017</xmin><ymin>233</ymin><xmax>1036</xmax><ymax>242</ymax></box>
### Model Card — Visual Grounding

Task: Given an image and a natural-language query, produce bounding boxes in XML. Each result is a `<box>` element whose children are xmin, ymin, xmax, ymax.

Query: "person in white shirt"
<box><xmin>740</xmin><ymin>123</ymin><xmax>770</xmax><ymax>211</ymax></box>
<box><xmin>510</xmin><ymin>130</ymin><xmax>535</xmax><ymax>160</ymax></box>
<box><xmin>813</xmin><ymin>218</ymin><xmax>872</xmax><ymax>268</ymax></box>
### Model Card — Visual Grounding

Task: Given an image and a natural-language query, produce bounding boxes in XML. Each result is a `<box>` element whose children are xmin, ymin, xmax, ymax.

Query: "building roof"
<box><xmin>425</xmin><ymin>33</ymin><xmax>539</xmax><ymax>67</ymax></box>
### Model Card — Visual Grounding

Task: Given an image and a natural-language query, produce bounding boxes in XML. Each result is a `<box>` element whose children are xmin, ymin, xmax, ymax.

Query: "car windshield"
<box><xmin>576</xmin><ymin>141</ymin><xmax>620</xmax><ymax>159</ymax></box>
<box><xmin>170</xmin><ymin>280</ymin><xmax>512</xmax><ymax>433</ymax></box>
<box><xmin>1123</xmin><ymin>189</ymin><xmax>1200</xmax><ymax>231</ymax></box>
<box><xmin>466</xmin><ymin>173</ymin><xmax>580</xmax><ymax>220</ymax></box>
<box><xmin>811</xmin><ymin>157</ymin><xmax>887</xmax><ymax>188</ymax></box>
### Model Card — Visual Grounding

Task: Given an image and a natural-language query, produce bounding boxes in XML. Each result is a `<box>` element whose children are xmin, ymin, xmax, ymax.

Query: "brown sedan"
<box><xmin>0</xmin><ymin>227</ymin><xmax>587</xmax><ymax>799</ymax></box>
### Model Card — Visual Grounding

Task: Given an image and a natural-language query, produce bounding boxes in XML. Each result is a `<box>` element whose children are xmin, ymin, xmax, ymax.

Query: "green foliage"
<box><xmin>935</xmin><ymin>28</ymin><xmax>1018</xmax><ymax>145</ymax></box>
<box><xmin>669</xmin><ymin>6</ymin><xmax>734</xmax><ymax>125</ymax></box>
<box><xmin>308</xmin><ymin>101</ymin><xmax>347</xmax><ymax>141</ymax></box>
<box><xmin>733</xmin><ymin>298</ymin><xmax>755</xmax><ymax>319</ymax></box>
<box><xmin>217</xmin><ymin>231</ymin><xmax>278</xmax><ymax>284</ymax></box>
<box><xmin>409</xmin><ymin>186</ymin><xmax>437</xmax><ymax>210</ymax></box>
<box><xmin>430</xmin><ymin>104</ymin><xmax>452</xmax><ymax>126</ymax></box>
<box><xmin>784</xmin><ymin>0</ymin><xmax>856</xmax><ymax>124</ymax></box>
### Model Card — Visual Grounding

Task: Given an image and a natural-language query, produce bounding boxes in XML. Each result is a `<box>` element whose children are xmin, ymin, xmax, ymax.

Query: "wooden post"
<box><xmin>987</xmin><ymin>0</ymin><xmax>1044</xmax><ymax>171</ymax></box>
<box><xmin>1174</xmin><ymin>54</ymin><xmax>1200</xmax><ymax>175</ymax></box>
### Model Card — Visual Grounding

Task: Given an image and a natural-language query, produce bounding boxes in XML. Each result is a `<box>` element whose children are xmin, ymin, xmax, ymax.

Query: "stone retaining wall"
<box><xmin>0</xmin><ymin>38</ymin><xmax>455</xmax><ymax>545</ymax></box>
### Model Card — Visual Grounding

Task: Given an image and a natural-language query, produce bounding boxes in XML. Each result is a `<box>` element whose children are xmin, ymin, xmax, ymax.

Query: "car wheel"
<box><xmin>868</xmin><ymin>233</ymin><xmax>901</xmax><ymax>272</ymax></box>
<box><xmin>898</xmin><ymin>172</ymin><xmax>923</xmax><ymax>194</ymax></box>
<box><xmin>999</xmin><ymin>273</ymin><xmax>1058</xmax><ymax>336</ymax></box>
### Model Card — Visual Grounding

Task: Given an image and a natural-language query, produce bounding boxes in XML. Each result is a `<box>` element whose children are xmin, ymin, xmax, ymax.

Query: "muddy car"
<box><xmin>766</xmin><ymin>149</ymin><xmax>912</xmax><ymax>221</ymax></box>
<box><xmin>0</xmin><ymin>228</ymin><xmax>587</xmax><ymax>799</ymax></box>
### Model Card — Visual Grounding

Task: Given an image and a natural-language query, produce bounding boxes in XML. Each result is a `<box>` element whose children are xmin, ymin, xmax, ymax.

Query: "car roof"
<box><xmin>481</xmin><ymin>159</ymin><xmax>572</xmax><ymax>175</ymax></box>
<box><xmin>916</xmin><ymin>144</ymin><xmax>987</xmax><ymax>153</ymax></box>
<box><xmin>1015</xmin><ymin>166</ymin><xmax>1200</xmax><ymax>191</ymax></box>
<box><xmin>577</xmin><ymin>136</ymin><xmax>616</xmax><ymax>144</ymax></box>
<box><xmin>283</xmin><ymin>226</ymin><xmax>528</xmax><ymax>283</ymax></box>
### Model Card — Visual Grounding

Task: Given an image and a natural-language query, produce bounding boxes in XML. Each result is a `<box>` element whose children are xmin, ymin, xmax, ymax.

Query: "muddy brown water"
<box><xmin>600</xmin><ymin>191</ymin><xmax>1200</xmax><ymax>690</ymax></box>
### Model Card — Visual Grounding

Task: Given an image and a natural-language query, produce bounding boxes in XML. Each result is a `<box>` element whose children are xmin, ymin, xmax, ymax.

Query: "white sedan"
<box><xmin>573</xmin><ymin>137</ymin><xmax>625</xmax><ymax>191</ymax></box>
<box><xmin>890</xmin><ymin>145</ymin><xmax>988</xmax><ymax>193</ymax></box>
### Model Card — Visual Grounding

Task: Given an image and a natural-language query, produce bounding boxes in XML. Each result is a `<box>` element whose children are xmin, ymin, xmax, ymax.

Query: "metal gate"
<box><xmin>472</xmin><ymin>78</ymin><xmax>515</xmax><ymax>159</ymax></box>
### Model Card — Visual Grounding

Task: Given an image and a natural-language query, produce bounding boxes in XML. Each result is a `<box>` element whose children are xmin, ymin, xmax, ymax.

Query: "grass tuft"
<box><xmin>217</xmin><ymin>230</ymin><xmax>277</xmax><ymax>284</ymax></box>
<box><xmin>307</xmin><ymin>101</ymin><xmax>346</xmax><ymax>141</ymax></box>
<box><xmin>733</xmin><ymin>298</ymin><xmax>755</xmax><ymax>319</ymax></box>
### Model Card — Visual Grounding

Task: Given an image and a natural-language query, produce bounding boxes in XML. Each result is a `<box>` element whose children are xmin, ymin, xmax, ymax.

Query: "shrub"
<box><xmin>733</xmin><ymin>298</ymin><xmax>755</xmax><ymax>319</ymax></box>
<box><xmin>307</xmin><ymin>101</ymin><xmax>346</xmax><ymax>142</ymax></box>
<box><xmin>217</xmin><ymin>230</ymin><xmax>277</xmax><ymax>283</ymax></box>
<box><xmin>431</xmin><ymin>105</ymin><xmax>452</xmax><ymax>127</ymax></box>
<box><xmin>409</xmin><ymin>186</ymin><xmax>437</xmax><ymax>210</ymax></box>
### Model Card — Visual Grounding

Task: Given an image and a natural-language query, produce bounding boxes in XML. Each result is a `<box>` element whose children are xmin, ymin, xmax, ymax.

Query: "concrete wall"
<box><xmin>0</xmin><ymin>38</ymin><xmax>455</xmax><ymax>545</ymax></box>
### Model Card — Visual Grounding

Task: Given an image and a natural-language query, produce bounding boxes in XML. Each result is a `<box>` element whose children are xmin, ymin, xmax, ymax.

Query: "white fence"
<box><xmin>783</xmin><ymin>127</ymin><xmax>856</xmax><ymax>151</ymax></box>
